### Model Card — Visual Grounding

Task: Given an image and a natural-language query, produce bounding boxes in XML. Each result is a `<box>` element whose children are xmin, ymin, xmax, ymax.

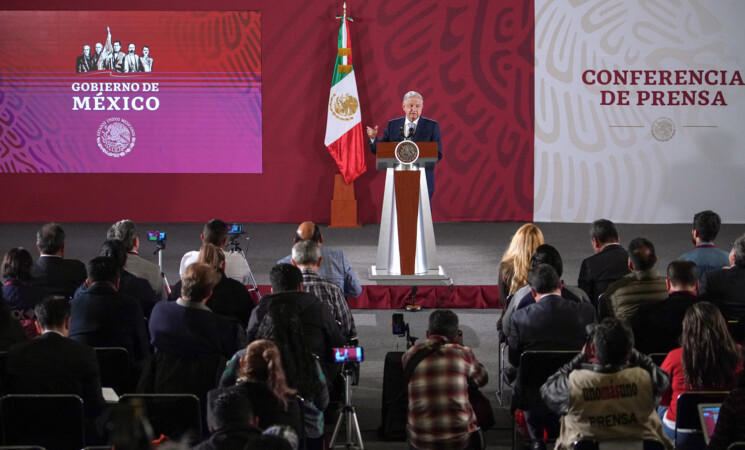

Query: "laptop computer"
<box><xmin>697</xmin><ymin>402</ymin><xmax>722</xmax><ymax>445</ymax></box>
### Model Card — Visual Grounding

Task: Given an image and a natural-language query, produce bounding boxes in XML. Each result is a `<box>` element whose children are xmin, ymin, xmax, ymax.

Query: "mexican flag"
<box><xmin>324</xmin><ymin>12</ymin><xmax>366</xmax><ymax>184</ymax></box>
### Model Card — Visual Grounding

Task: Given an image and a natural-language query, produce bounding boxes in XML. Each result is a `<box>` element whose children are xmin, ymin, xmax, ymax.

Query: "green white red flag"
<box><xmin>324</xmin><ymin>9</ymin><xmax>366</xmax><ymax>184</ymax></box>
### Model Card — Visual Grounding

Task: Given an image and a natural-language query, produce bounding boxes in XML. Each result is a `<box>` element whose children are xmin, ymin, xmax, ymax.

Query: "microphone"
<box><xmin>407</xmin><ymin>125</ymin><xmax>415</xmax><ymax>140</ymax></box>
<box><xmin>399</xmin><ymin>127</ymin><xmax>405</xmax><ymax>141</ymax></box>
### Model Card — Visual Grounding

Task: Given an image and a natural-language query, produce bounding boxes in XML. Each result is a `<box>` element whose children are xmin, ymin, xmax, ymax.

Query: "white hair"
<box><xmin>402</xmin><ymin>91</ymin><xmax>423</xmax><ymax>104</ymax></box>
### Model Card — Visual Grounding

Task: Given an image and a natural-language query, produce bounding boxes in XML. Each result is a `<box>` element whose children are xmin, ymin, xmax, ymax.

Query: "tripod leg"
<box><xmin>350</xmin><ymin>408</ymin><xmax>364</xmax><ymax>449</ymax></box>
<box><xmin>329</xmin><ymin>407</ymin><xmax>345</xmax><ymax>447</ymax></box>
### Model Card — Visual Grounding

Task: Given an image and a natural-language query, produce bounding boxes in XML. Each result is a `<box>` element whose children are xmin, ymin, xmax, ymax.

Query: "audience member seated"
<box><xmin>291</xmin><ymin>239</ymin><xmax>356</xmax><ymax>342</ymax></box>
<box><xmin>0</xmin><ymin>301</ymin><xmax>28</xmax><ymax>351</ymax></box>
<box><xmin>168</xmin><ymin>243</ymin><xmax>253</xmax><ymax>329</ymax></box>
<box><xmin>277</xmin><ymin>222</ymin><xmax>362</xmax><ymax>298</ymax></box>
<box><xmin>31</xmin><ymin>222</ymin><xmax>86</xmax><ymax>298</ymax></box>
<box><xmin>578</xmin><ymin>219</ymin><xmax>630</xmax><ymax>307</ymax></box>
<box><xmin>180</xmin><ymin>219</ymin><xmax>251</xmax><ymax>284</ymax></box>
<box><xmin>700</xmin><ymin>234</ymin><xmax>745</xmax><ymax>321</ymax></box>
<box><xmin>507</xmin><ymin>264</ymin><xmax>596</xmax><ymax>448</ymax></box>
<box><xmin>69</xmin><ymin>256</ymin><xmax>150</xmax><ymax>372</ymax></box>
<box><xmin>149</xmin><ymin>262</ymin><xmax>244</xmax><ymax>361</ymax></box>
<box><xmin>708</xmin><ymin>373</ymin><xmax>745</xmax><ymax>450</ymax></box>
<box><xmin>75</xmin><ymin>240</ymin><xmax>159</xmax><ymax>318</ymax></box>
<box><xmin>599</xmin><ymin>237</ymin><xmax>667</xmax><ymax>321</ymax></box>
<box><xmin>217</xmin><ymin>340</ymin><xmax>302</xmax><ymax>435</ymax></box>
<box><xmin>496</xmin><ymin>223</ymin><xmax>545</xmax><ymax>335</ymax></box>
<box><xmin>2</xmin><ymin>247</ymin><xmax>49</xmax><ymax>337</ymax></box>
<box><xmin>252</xmin><ymin>296</ymin><xmax>329</xmax><ymax>450</ymax></box>
<box><xmin>659</xmin><ymin>302</ymin><xmax>743</xmax><ymax>448</ymax></box>
<box><xmin>195</xmin><ymin>389</ymin><xmax>293</xmax><ymax>450</ymax></box>
<box><xmin>403</xmin><ymin>310</ymin><xmax>488</xmax><ymax>450</ymax></box>
<box><xmin>541</xmin><ymin>318</ymin><xmax>672</xmax><ymax>450</ymax></box>
<box><xmin>247</xmin><ymin>264</ymin><xmax>346</xmax><ymax>382</ymax></box>
<box><xmin>107</xmin><ymin>219</ymin><xmax>167</xmax><ymax>300</ymax></box>
<box><xmin>631</xmin><ymin>260</ymin><xmax>701</xmax><ymax>355</ymax></box>
<box><xmin>502</xmin><ymin>244</ymin><xmax>591</xmax><ymax>340</ymax></box>
<box><xmin>5</xmin><ymin>296</ymin><xmax>106</xmax><ymax>418</ymax></box>
<box><xmin>679</xmin><ymin>210</ymin><xmax>731</xmax><ymax>282</ymax></box>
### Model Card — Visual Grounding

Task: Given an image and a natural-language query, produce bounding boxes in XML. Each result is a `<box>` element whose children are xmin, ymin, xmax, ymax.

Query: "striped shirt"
<box><xmin>300</xmin><ymin>268</ymin><xmax>356</xmax><ymax>340</ymax></box>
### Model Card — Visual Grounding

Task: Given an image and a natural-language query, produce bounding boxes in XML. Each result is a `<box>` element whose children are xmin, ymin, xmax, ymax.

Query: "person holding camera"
<box><xmin>402</xmin><ymin>310</ymin><xmax>488</xmax><ymax>450</ymax></box>
<box><xmin>540</xmin><ymin>318</ymin><xmax>672</xmax><ymax>450</ymax></box>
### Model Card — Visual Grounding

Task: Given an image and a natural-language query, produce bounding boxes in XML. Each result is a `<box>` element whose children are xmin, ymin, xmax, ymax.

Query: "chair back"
<box><xmin>0</xmin><ymin>352</ymin><xmax>6</xmax><ymax>395</ymax></box>
<box><xmin>1</xmin><ymin>394</ymin><xmax>85</xmax><ymax>450</ymax></box>
<box><xmin>675</xmin><ymin>391</ymin><xmax>729</xmax><ymax>431</ymax></box>
<box><xmin>119</xmin><ymin>393</ymin><xmax>202</xmax><ymax>444</ymax></box>
<box><xmin>573</xmin><ymin>439</ymin><xmax>664</xmax><ymax>449</ymax></box>
<box><xmin>647</xmin><ymin>353</ymin><xmax>667</xmax><ymax>367</ymax></box>
<box><xmin>726</xmin><ymin>442</ymin><xmax>745</xmax><ymax>450</ymax></box>
<box><xmin>94</xmin><ymin>347</ymin><xmax>132</xmax><ymax>394</ymax></box>
<box><xmin>515</xmin><ymin>350</ymin><xmax>578</xmax><ymax>411</ymax></box>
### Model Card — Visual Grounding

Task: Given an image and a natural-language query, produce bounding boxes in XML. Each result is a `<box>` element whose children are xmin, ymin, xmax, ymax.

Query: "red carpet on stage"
<box><xmin>252</xmin><ymin>285</ymin><xmax>500</xmax><ymax>309</ymax></box>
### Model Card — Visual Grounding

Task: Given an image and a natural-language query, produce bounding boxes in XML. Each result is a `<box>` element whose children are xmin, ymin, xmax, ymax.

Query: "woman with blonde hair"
<box><xmin>168</xmin><ymin>243</ymin><xmax>253</xmax><ymax>327</ymax></box>
<box><xmin>498</xmin><ymin>223</ymin><xmax>545</xmax><ymax>308</ymax></box>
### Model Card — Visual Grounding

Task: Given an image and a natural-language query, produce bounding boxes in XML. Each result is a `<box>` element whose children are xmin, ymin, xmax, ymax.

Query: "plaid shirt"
<box><xmin>402</xmin><ymin>335</ymin><xmax>488</xmax><ymax>450</ymax></box>
<box><xmin>300</xmin><ymin>268</ymin><xmax>356</xmax><ymax>340</ymax></box>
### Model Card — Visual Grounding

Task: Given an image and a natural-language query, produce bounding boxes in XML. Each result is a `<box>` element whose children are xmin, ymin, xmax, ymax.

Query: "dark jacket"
<box><xmin>5</xmin><ymin>332</ymin><xmax>106</xmax><ymax>417</ymax></box>
<box><xmin>630</xmin><ymin>291</ymin><xmax>700</xmax><ymax>355</ymax></box>
<box><xmin>700</xmin><ymin>266</ymin><xmax>745</xmax><ymax>321</ymax></box>
<box><xmin>192</xmin><ymin>423</ymin><xmax>290</xmax><ymax>450</ymax></box>
<box><xmin>69</xmin><ymin>283</ymin><xmax>151</xmax><ymax>369</ymax></box>
<box><xmin>168</xmin><ymin>272</ymin><xmax>254</xmax><ymax>329</ymax></box>
<box><xmin>31</xmin><ymin>255</ymin><xmax>87</xmax><ymax>299</ymax></box>
<box><xmin>578</xmin><ymin>244</ymin><xmax>630</xmax><ymax>305</ymax></box>
<box><xmin>0</xmin><ymin>301</ymin><xmax>28</xmax><ymax>351</ymax></box>
<box><xmin>75</xmin><ymin>270</ymin><xmax>160</xmax><ymax>319</ymax></box>
<box><xmin>149</xmin><ymin>300</ymin><xmax>244</xmax><ymax>360</ymax></box>
<box><xmin>246</xmin><ymin>291</ymin><xmax>346</xmax><ymax>366</ymax></box>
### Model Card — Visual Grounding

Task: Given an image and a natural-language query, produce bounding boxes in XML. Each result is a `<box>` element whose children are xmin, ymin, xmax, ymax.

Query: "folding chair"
<box><xmin>674</xmin><ymin>391</ymin><xmax>729</xmax><ymax>447</ymax></box>
<box><xmin>119</xmin><ymin>393</ymin><xmax>202</xmax><ymax>444</ymax></box>
<box><xmin>512</xmin><ymin>350</ymin><xmax>578</xmax><ymax>450</ymax></box>
<box><xmin>1</xmin><ymin>394</ymin><xmax>85</xmax><ymax>450</ymax></box>
<box><xmin>94</xmin><ymin>347</ymin><xmax>132</xmax><ymax>394</ymax></box>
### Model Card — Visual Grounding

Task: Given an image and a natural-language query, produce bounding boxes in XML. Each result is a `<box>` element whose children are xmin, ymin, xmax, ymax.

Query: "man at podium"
<box><xmin>366</xmin><ymin>91</ymin><xmax>442</xmax><ymax>199</ymax></box>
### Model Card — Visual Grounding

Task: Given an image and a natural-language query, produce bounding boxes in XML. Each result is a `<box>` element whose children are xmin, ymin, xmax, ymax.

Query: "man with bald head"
<box><xmin>277</xmin><ymin>222</ymin><xmax>362</xmax><ymax>298</ymax></box>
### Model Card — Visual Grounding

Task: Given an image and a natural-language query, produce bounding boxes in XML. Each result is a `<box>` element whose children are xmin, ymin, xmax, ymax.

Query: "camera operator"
<box><xmin>402</xmin><ymin>310</ymin><xmax>488</xmax><ymax>450</ymax></box>
<box><xmin>180</xmin><ymin>219</ymin><xmax>251</xmax><ymax>284</ymax></box>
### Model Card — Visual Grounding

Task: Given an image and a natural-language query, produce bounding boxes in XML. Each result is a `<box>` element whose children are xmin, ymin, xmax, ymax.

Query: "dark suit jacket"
<box><xmin>75</xmin><ymin>270</ymin><xmax>160</xmax><ymax>319</ymax></box>
<box><xmin>370</xmin><ymin>116</ymin><xmax>442</xmax><ymax>197</ymax></box>
<box><xmin>149</xmin><ymin>300</ymin><xmax>244</xmax><ymax>360</ymax></box>
<box><xmin>168</xmin><ymin>272</ymin><xmax>253</xmax><ymax>328</ymax></box>
<box><xmin>700</xmin><ymin>266</ymin><xmax>745</xmax><ymax>321</ymax></box>
<box><xmin>32</xmin><ymin>255</ymin><xmax>87</xmax><ymax>299</ymax></box>
<box><xmin>630</xmin><ymin>291</ymin><xmax>700</xmax><ymax>355</ymax></box>
<box><xmin>578</xmin><ymin>244</ymin><xmax>630</xmax><ymax>306</ymax></box>
<box><xmin>69</xmin><ymin>283</ymin><xmax>151</xmax><ymax>369</ymax></box>
<box><xmin>507</xmin><ymin>294</ymin><xmax>596</xmax><ymax>377</ymax></box>
<box><xmin>5</xmin><ymin>332</ymin><xmax>105</xmax><ymax>416</ymax></box>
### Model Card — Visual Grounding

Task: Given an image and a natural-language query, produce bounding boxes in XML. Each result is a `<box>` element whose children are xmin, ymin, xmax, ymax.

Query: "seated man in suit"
<box><xmin>75</xmin><ymin>240</ymin><xmax>160</xmax><ymax>319</ymax></box>
<box><xmin>700</xmin><ymin>234</ymin><xmax>745</xmax><ymax>321</ymax></box>
<box><xmin>366</xmin><ymin>91</ymin><xmax>443</xmax><ymax>199</ymax></box>
<box><xmin>578</xmin><ymin>219</ymin><xmax>630</xmax><ymax>308</ymax></box>
<box><xmin>508</xmin><ymin>264</ymin><xmax>596</xmax><ymax>449</ymax></box>
<box><xmin>599</xmin><ymin>237</ymin><xmax>668</xmax><ymax>322</ymax></box>
<box><xmin>631</xmin><ymin>260</ymin><xmax>700</xmax><ymax>355</ymax></box>
<box><xmin>31</xmin><ymin>222</ymin><xmax>87</xmax><ymax>299</ymax></box>
<box><xmin>277</xmin><ymin>222</ymin><xmax>362</xmax><ymax>298</ymax></box>
<box><xmin>541</xmin><ymin>318</ymin><xmax>672</xmax><ymax>450</ymax></box>
<box><xmin>69</xmin><ymin>257</ymin><xmax>150</xmax><ymax>372</ymax></box>
<box><xmin>5</xmin><ymin>296</ymin><xmax>106</xmax><ymax>418</ymax></box>
<box><xmin>180</xmin><ymin>219</ymin><xmax>251</xmax><ymax>285</ymax></box>
<box><xmin>679</xmin><ymin>210</ymin><xmax>730</xmax><ymax>282</ymax></box>
<box><xmin>107</xmin><ymin>219</ymin><xmax>166</xmax><ymax>300</ymax></box>
<box><xmin>501</xmin><ymin>244</ymin><xmax>591</xmax><ymax>341</ymax></box>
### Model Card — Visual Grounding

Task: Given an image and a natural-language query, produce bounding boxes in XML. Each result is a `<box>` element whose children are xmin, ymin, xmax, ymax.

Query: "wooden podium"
<box><xmin>369</xmin><ymin>141</ymin><xmax>448</xmax><ymax>284</ymax></box>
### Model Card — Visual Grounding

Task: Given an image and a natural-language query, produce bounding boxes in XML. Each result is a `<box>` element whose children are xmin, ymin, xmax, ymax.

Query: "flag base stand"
<box><xmin>330</xmin><ymin>174</ymin><xmax>361</xmax><ymax>228</ymax></box>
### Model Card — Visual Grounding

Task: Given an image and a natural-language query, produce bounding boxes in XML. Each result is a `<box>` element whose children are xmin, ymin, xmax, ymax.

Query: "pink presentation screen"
<box><xmin>0</xmin><ymin>11</ymin><xmax>262</xmax><ymax>173</ymax></box>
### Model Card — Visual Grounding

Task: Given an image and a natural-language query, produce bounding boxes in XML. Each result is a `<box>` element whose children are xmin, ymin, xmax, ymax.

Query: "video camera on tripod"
<box><xmin>146</xmin><ymin>231</ymin><xmax>171</xmax><ymax>295</ymax></box>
